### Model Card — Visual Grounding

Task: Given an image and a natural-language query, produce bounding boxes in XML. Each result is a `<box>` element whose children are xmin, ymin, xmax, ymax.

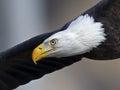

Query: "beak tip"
<box><xmin>32</xmin><ymin>49</ymin><xmax>38</xmax><ymax>64</ymax></box>
<box><xmin>34</xmin><ymin>61</ymin><xmax>37</xmax><ymax>64</ymax></box>
<box><xmin>32</xmin><ymin>57</ymin><xmax>35</xmax><ymax>64</ymax></box>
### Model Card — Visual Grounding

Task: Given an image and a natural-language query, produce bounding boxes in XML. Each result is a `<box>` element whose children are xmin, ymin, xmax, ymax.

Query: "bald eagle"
<box><xmin>32</xmin><ymin>14</ymin><xmax>106</xmax><ymax>64</ymax></box>
<box><xmin>0</xmin><ymin>0</ymin><xmax>120</xmax><ymax>89</ymax></box>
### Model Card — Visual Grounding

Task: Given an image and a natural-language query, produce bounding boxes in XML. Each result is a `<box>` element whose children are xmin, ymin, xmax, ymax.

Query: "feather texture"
<box><xmin>0</xmin><ymin>0</ymin><xmax>119</xmax><ymax>89</ymax></box>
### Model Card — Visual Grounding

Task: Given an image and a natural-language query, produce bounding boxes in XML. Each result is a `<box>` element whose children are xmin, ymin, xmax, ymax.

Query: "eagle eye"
<box><xmin>49</xmin><ymin>39</ymin><xmax>58</xmax><ymax>46</ymax></box>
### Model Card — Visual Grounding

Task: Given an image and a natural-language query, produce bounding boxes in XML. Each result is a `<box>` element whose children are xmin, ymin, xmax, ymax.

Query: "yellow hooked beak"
<box><xmin>32</xmin><ymin>44</ymin><xmax>52</xmax><ymax>64</ymax></box>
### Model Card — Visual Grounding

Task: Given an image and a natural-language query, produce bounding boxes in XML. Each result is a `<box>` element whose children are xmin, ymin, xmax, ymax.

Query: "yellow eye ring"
<box><xmin>49</xmin><ymin>39</ymin><xmax>58</xmax><ymax>46</ymax></box>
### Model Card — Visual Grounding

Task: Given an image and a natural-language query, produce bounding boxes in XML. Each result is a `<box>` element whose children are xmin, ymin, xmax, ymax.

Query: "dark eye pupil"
<box><xmin>51</xmin><ymin>40</ymin><xmax>55</xmax><ymax>44</ymax></box>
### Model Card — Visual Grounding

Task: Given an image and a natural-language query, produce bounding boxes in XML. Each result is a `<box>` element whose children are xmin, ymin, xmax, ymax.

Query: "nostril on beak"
<box><xmin>38</xmin><ymin>47</ymin><xmax>42</xmax><ymax>50</ymax></box>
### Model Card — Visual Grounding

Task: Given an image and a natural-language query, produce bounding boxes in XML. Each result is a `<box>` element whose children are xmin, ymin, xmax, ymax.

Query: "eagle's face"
<box><xmin>32</xmin><ymin>14</ymin><xmax>106</xmax><ymax>64</ymax></box>
<box><xmin>32</xmin><ymin>31</ymin><xmax>79</xmax><ymax>64</ymax></box>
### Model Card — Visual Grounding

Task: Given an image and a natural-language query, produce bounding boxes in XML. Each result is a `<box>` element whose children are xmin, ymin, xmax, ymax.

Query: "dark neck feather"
<box><xmin>84</xmin><ymin>0</ymin><xmax>120</xmax><ymax>60</ymax></box>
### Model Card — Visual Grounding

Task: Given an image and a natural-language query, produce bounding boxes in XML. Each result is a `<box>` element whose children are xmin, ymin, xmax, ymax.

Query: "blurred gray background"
<box><xmin>0</xmin><ymin>0</ymin><xmax>120</xmax><ymax>90</ymax></box>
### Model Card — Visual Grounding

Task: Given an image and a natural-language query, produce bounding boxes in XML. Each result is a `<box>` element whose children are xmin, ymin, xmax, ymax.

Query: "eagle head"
<box><xmin>32</xmin><ymin>14</ymin><xmax>106</xmax><ymax>64</ymax></box>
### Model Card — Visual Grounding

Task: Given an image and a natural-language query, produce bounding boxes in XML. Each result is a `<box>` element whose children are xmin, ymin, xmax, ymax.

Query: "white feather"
<box><xmin>43</xmin><ymin>14</ymin><xmax>106</xmax><ymax>57</ymax></box>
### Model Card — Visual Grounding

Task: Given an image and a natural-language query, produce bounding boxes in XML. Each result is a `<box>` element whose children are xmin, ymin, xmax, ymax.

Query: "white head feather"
<box><xmin>43</xmin><ymin>14</ymin><xmax>106</xmax><ymax>58</ymax></box>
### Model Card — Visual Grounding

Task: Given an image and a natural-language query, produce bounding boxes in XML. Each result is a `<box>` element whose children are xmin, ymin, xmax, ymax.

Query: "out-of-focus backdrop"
<box><xmin>0</xmin><ymin>0</ymin><xmax>120</xmax><ymax>90</ymax></box>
